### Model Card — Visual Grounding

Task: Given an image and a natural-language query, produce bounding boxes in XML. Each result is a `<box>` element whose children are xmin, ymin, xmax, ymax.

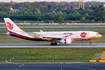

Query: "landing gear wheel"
<box><xmin>50</xmin><ymin>42</ymin><xmax>57</xmax><ymax>45</ymax></box>
<box><xmin>50</xmin><ymin>43</ymin><xmax>53</xmax><ymax>45</ymax></box>
<box><xmin>54</xmin><ymin>42</ymin><xmax>57</xmax><ymax>45</ymax></box>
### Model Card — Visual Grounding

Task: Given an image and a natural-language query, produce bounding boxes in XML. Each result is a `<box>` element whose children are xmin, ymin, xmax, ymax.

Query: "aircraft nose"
<box><xmin>98</xmin><ymin>34</ymin><xmax>102</xmax><ymax>38</ymax></box>
<box><xmin>88</xmin><ymin>34</ymin><xmax>102</xmax><ymax>40</ymax></box>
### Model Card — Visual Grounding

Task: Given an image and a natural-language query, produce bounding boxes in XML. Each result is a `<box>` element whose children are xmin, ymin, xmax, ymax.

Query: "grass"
<box><xmin>0</xmin><ymin>48</ymin><xmax>105</xmax><ymax>60</ymax></box>
<box><xmin>93</xmin><ymin>53</ymin><xmax>105</xmax><ymax>59</ymax></box>
<box><xmin>0</xmin><ymin>48</ymin><xmax>104</xmax><ymax>63</ymax></box>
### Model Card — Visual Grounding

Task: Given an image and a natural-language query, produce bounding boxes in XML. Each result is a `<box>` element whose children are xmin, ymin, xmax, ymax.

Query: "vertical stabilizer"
<box><xmin>4</xmin><ymin>18</ymin><xmax>24</xmax><ymax>32</ymax></box>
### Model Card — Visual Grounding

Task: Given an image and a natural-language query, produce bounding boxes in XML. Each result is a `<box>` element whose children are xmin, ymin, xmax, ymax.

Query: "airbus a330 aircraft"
<box><xmin>4</xmin><ymin>18</ymin><xmax>102</xmax><ymax>45</ymax></box>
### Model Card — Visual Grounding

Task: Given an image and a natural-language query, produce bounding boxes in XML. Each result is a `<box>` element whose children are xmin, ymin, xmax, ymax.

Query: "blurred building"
<box><xmin>0</xmin><ymin>3</ymin><xmax>3</xmax><ymax>6</ymax></box>
<box><xmin>103</xmin><ymin>4</ymin><xmax>105</xmax><ymax>7</ymax></box>
<box><xmin>10</xmin><ymin>6</ymin><xmax>19</xmax><ymax>12</ymax></box>
<box><xmin>79</xmin><ymin>0</ymin><xmax>85</xmax><ymax>10</ymax></box>
<box><xmin>10</xmin><ymin>8</ymin><xmax>19</xmax><ymax>12</ymax></box>
<box><xmin>10</xmin><ymin>0</ymin><xmax>14</xmax><ymax>5</ymax></box>
<box><xmin>63</xmin><ymin>5</ymin><xmax>78</xmax><ymax>10</ymax></box>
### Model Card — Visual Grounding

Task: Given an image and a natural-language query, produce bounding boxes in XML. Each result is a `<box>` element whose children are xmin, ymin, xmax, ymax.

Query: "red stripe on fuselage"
<box><xmin>63</xmin><ymin>34</ymin><xmax>74</xmax><ymax>37</ymax></box>
<box><xmin>8</xmin><ymin>31</ymin><xmax>47</xmax><ymax>41</ymax></box>
<box><xmin>8</xmin><ymin>31</ymin><xmax>14</xmax><ymax>34</ymax></box>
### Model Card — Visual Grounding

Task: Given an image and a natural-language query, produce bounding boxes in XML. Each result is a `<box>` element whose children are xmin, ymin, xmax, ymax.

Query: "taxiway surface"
<box><xmin>0</xmin><ymin>63</ymin><xmax>105</xmax><ymax>70</ymax></box>
<box><xmin>0</xmin><ymin>43</ymin><xmax>105</xmax><ymax>48</ymax></box>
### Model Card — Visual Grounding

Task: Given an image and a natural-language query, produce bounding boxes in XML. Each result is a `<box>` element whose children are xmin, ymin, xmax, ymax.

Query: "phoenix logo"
<box><xmin>7</xmin><ymin>22</ymin><xmax>14</xmax><ymax>30</ymax></box>
<box><xmin>80</xmin><ymin>32</ymin><xmax>87</xmax><ymax>38</ymax></box>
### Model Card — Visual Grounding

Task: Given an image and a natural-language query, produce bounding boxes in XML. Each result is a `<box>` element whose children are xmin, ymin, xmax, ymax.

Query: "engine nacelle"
<box><xmin>6</xmin><ymin>31</ymin><xmax>10</xmax><ymax>35</ymax></box>
<box><xmin>59</xmin><ymin>39</ymin><xmax>72</xmax><ymax>44</ymax></box>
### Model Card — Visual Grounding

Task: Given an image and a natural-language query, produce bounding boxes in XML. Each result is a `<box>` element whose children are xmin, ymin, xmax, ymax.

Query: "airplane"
<box><xmin>4</xmin><ymin>18</ymin><xmax>102</xmax><ymax>45</ymax></box>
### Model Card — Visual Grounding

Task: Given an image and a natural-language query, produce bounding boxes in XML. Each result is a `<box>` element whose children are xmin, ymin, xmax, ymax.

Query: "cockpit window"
<box><xmin>96</xmin><ymin>32</ymin><xmax>99</xmax><ymax>35</ymax></box>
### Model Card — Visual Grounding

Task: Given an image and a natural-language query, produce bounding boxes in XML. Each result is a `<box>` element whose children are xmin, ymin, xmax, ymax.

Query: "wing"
<box><xmin>27</xmin><ymin>32</ymin><xmax>74</xmax><ymax>41</ymax></box>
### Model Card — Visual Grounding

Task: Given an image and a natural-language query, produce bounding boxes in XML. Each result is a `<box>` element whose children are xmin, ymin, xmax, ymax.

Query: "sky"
<box><xmin>0</xmin><ymin>0</ymin><xmax>105</xmax><ymax>2</ymax></box>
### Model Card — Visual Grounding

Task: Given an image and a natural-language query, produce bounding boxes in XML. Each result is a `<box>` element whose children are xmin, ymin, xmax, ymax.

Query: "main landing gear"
<box><xmin>50</xmin><ymin>42</ymin><xmax>57</xmax><ymax>45</ymax></box>
<box><xmin>50</xmin><ymin>40</ymin><xmax>57</xmax><ymax>45</ymax></box>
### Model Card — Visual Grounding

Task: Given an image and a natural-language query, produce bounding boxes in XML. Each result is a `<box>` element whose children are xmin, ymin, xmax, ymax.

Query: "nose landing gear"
<box><xmin>90</xmin><ymin>40</ymin><xmax>92</xmax><ymax>44</ymax></box>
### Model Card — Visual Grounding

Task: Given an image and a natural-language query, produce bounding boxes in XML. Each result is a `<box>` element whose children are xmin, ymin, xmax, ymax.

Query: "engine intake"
<box><xmin>59</xmin><ymin>39</ymin><xmax>72</xmax><ymax>44</ymax></box>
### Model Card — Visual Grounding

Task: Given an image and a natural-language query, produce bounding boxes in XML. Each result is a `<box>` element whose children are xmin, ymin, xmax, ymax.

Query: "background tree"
<box><xmin>0</xmin><ymin>1</ymin><xmax>104</xmax><ymax>22</ymax></box>
<box><xmin>58</xmin><ymin>16</ymin><xmax>64</xmax><ymax>23</ymax></box>
<box><xmin>81</xmin><ymin>17</ymin><xmax>86</xmax><ymax>21</ymax></box>
<box><xmin>35</xmin><ymin>8</ymin><xmax>41</xmax><ymax>15</ymax></box>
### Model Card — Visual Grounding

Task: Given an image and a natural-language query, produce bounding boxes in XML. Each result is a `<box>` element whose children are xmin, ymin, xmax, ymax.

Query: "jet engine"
<box><xmin>59</xmin><ymin>39</ymin><xmax>72</xmax><ymax>44</ymax></box>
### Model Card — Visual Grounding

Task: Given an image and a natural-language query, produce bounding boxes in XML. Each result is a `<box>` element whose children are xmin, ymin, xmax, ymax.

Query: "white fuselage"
<box><xmin>33</xmin><ymin>31</ymin><xmax>101</xmax><ymax>41</ymax></box>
